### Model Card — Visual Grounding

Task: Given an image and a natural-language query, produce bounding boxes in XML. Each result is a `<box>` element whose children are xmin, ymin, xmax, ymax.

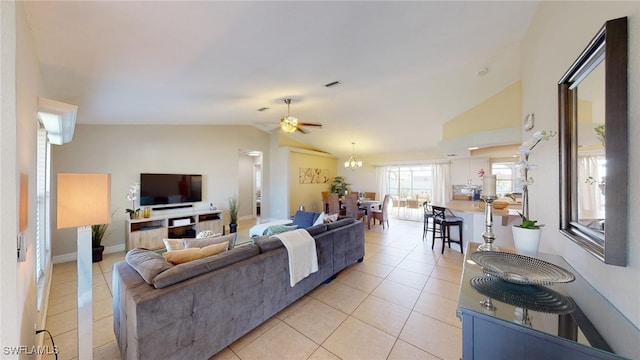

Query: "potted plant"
<box><xmin>126</xmin><ymin>182</ymin><xmax>141</xmax><ymax>219</ymax></box>
<box><xmin>91</xmin><ymin>222</ymin><xmax>109</xmax><ymax>262</ymax></box>
<box><xmin>329</xmin><ymin>176</ymin><xmax>350</xmax><ymax>198</ymax></box>
<box><xmin>227</xmin><ymin>195</ymin><xmax>238</xmax><ymax>233</ymax></box>
<box><xmin>512</xmin><ymin>130</ymin><xmax>555</xmax><ymax>256</ymax></box>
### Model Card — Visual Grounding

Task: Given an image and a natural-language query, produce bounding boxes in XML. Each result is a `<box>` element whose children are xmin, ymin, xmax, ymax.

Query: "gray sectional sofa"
<box><xmin>112</xmin><ymin>217</ymin><xmax>365</xmax><ymax>360</ymax></box>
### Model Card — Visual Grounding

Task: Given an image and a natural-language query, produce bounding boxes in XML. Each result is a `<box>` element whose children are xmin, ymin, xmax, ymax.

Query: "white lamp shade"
<box><xmin>57</xmin><ymin>173</ymin><xmax>111</xmax><ymax>229</ymax></box>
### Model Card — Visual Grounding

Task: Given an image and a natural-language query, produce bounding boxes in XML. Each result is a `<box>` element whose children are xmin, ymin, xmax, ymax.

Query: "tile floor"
<box><xmin>43</xmin><ymin>218</ymin><xmax>464</xmax><ymax>360</ymax></box>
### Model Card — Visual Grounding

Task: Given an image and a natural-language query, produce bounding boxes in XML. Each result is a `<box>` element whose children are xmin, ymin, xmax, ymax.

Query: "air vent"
<box><xmin>257</xmin><ymin>107</ymin><xmax>269</xmax><ymax>112</ymax></box>
<box><xmin>324</xmin><ymin>80</ymin><xmax>342</xmax><ymax>88</ymax></box>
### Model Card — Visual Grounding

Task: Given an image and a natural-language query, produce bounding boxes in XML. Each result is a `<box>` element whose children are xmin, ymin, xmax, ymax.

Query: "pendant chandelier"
<box><xmin>344</xmin><ymin>142</ymin><xmax>363</xmax><ymax>170</ymax></box>
<box><xmin>280</xmin><ymin>99</ymin><xmax>298</xmax><ymax>133</ymax></box>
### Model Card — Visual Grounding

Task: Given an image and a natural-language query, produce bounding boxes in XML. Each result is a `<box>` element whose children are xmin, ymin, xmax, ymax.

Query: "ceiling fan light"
<box><xmin>280</xmin><ymin>116</ymin><xmax>298</xmax><ymax>133</ymax></box>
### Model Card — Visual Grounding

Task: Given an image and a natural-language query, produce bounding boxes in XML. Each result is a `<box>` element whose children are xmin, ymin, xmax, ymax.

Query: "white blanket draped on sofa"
<box><xmin>272</xmin><ymin>229</ymin><xmax>319</xmax><ymax>286</ymax></box>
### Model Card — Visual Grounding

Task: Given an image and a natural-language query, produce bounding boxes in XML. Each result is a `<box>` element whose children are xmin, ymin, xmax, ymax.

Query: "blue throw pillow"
<box><xmin>291</xmin><ymin>211</ymin><xmax>319</xmax><ymax>228</ymax></box>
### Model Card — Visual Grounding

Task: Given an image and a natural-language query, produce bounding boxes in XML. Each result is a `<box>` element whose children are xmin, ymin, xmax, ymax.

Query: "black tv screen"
<box><xmin>140</xmin><ymin>173</ymin><xmax>202</xmax><ymax>206</ymax></box>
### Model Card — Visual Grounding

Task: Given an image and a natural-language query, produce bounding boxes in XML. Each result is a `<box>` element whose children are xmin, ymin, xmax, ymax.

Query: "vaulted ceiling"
<box><xmin>24</xmin><ymin>1</ymin><xmax>538</xmax><ymax>158</ymax></box>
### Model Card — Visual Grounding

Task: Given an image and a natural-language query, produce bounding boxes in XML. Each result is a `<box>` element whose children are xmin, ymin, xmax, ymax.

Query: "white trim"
<box><xmin>52</xmin><ymin>243</ymin><xmax>126</xmax><ymax>264</ymax></box>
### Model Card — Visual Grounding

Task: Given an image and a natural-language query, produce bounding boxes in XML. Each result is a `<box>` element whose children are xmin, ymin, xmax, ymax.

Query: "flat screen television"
<box><xmin>140</xmin><ymin>173</ymin><xmax>202</xmax><ymax>206</ymax></box>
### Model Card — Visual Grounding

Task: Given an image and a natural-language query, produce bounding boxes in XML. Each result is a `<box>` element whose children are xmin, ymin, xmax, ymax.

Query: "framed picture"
<box><xmin>299</xmin><ymin>168</ymin><xmax>329</xmax><ymax>184</ymax></box>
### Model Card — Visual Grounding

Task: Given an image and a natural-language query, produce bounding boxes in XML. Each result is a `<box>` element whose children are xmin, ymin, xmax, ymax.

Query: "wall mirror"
<box><xmin>558</xmin><ymin>17</ymin><xmax>627</xmax><ymax>266</ymax></box>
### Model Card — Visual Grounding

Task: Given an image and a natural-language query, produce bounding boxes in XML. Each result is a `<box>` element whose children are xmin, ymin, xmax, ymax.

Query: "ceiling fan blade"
<box><xmin>296</xmin><ymin>127</ymin><xmax>308</xmax><ymax>134</ymax></box>
<box><xmin>298</xmin><ymin>122</ymin><xmax>323</xmax><ymax>127</ymax></box>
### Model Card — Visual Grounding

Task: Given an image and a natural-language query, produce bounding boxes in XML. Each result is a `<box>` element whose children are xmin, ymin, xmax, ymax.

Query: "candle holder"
<box><xmin>477</xmin><ymin>195</ymin><xmax>500</xmax><ymax>252</ymax></box>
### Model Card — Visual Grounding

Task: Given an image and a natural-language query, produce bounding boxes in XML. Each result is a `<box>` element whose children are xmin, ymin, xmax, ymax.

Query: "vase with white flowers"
<box><xmin>513</xmin><ymin>130</ymin><xmax>556</xmax><ymax>256</ymax></box>
<box><xmin>126</xmin><ymin>182</ymin><xmax>141</xmax><ymax>219</ymax></box>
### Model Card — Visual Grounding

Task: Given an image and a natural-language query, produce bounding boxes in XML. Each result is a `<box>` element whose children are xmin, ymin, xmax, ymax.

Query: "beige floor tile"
<box><xmin>93</xmin><ymin>297</ymin><xmax>113</xmax><ymax>321</ymax></box>
<box><xmin>437</xmin><ymin>252</ymin><xmax>465</xmax><ymax>270</ymax></box>
<box><xmin>388</xmin><ymin>339</ymin><xmax>440</xmax><ymax>360</ymax></box>
<box><xmin>209</xmin><ymin>347</ymin><xmax>240</xmax><ymax>360</ymax></box>
<box><xmin>275</xmin><ymin>295</ymin><xmax>312</xmax><ymax>320</ymax></box>
<box><xmin>93</xmin><ymin>340</ymin><xmax>122</xmax><ymax>360</ymax></box>
<box><xmin>283</xmin><ymin>298</ymin><xmax>347</xmax><ymax>344</ymax></box>
<box><xmin>364</xmin><ymin>243</ymin><xmax>386</xmax><ymax>257</ymax></box>
<box><xmin>378</xmin><ymin>246</ymin><xmax>411</xmax><ymax>259</ymax></box>
<box><xmin>386</xmin><ymin>267</ymin><xmax>428</xmax><ymax>290</ymax></box>
<box><xmin>367</xmin><ymin>253</ymin><xmax>404</xmax><ymax>267</ymax></box>
<box><xmin>311</xmin><ymin>282</ymin><xmax>368</xmax><ymax>314</ymax></box>
<box><xmin>399</xmin><ymin>311</ymin><xmax>462</xmax><ymax>360</ymax></box>
<box><xmin>422</xmin><ymin>277</ymin><xmax>460</xmax><ymax>302</ymax></box>
<box><xmin>413</xmin><ymin>291</ymin><xmax>462</xmax><ymax>328</ymax></box>
<box><xmin>397</xmin><ymin>258</ymin><xmax>436</xmax><ymax>276</ymax></box>
<box><xmin>351</xmin><ymin>260</ymin><xmax>394</xmax><ymax>278</ymax></box>
<box><xmin>52</xmin><ymin>261</ymin><xmax>77</xmax><ymax>276</ymax></box>
<box><xmin>430</xmin><ymin>264</ymin><xmax>463</xmax><ymax>284</ymax></box>
<box><xmin>371</xmin><ymin>279</ymin><xmax>421</xmax><ymax>309</ymax></box>
<box><xmin>47</xmin><ymin>308</ymin><xmax>77</xmax><ymax>337</ymax></box>
<box><xmin>45</xmin><ymin>328</ymin><xmax>77</xmax><ymax>360</ymax></box>
<box><xmin>336</xmin><ymin>268</ymin><xmax>384</xmax><ymax>294</ymax></box>
<box><xmin>351</xmin><ymin>296</ymin><xmax>411</xmax><ymax>337</ymax></box>
<box><xmin>50</xmin><ymin>281</ymin><xmax>77</xmax><ymax>298</ymax></box>
<box><xmin>308</xmin><ymin>346</ymin><xmax>340</xmax><ymax>360</ymax></box>
<box><xmin>48</xmin><ymin>292</ymin><xmax>77</xmax><ymax>316</ymax></box>
<box><xmin>237</xmin><ymin>321</ymin><xmax>318</xmax><ymax>360</ymax></box>
<box><xmin>322</xmin><ymin>317</ymin><xmax>396</xmax><ymax>360</ymax></box>
<box><xmin>94</xmin><ymin>316</ymin><xmax>116</xmax><ymax>348</ymax></box>
<box><xmin>229</xmin><ymin>316</ymin><xmax>282</xmax><ymax>353</ymax></box>
<box><xmin>93</xmin><ymin>284</ymin><xmax>112</xmax><ymax>302</ymax></box>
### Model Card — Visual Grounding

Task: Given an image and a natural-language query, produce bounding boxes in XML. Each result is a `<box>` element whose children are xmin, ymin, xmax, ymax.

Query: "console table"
<box><xmin>457</xmin><ymin>243</ymin><xmax>634</xmax><ymax>359</ymax></box>
<box><xmin>125</xmin><ymin>210</ymin><xmax>223</xmax><ymax>250</ymax></box>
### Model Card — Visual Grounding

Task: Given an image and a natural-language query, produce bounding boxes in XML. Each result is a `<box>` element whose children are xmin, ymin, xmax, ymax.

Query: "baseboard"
<box><xmin>52</xmin><ymin>243</ymin><xmax>126</xmax><ymax>264</ymax></box>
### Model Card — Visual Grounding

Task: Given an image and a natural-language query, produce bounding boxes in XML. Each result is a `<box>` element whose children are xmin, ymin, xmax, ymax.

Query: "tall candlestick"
<box><xmin>483</xmin><ymin>175</ymin><xmax>496</xmax><ymax>197</ymax></box>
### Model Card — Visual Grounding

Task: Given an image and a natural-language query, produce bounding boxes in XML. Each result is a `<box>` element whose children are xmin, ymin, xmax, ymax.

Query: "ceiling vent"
<box><xmin>324</xmin><ymin>80</ymin><xmax>342</xmax><ymax>88</ymax></box>
<box><xmin>257</xmin><ymin>107</ymin><xmax>269</xmax><ymax>112</ymax></box>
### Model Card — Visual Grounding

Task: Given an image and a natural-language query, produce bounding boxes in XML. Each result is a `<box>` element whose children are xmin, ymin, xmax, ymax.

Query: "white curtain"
<box><xmin>375</xmin><ymin>166</ymin><xmax>387</xmax><ymax>201</ymax></box>
<box><xmin>577</xmin><ymin>155</ymin><xmax>604</xmax><ymax>219</ymax></box>
<box><xmin>432</xmin><ymin>163</ymin><xmax>451</xmax><ymax>205</ymax></box>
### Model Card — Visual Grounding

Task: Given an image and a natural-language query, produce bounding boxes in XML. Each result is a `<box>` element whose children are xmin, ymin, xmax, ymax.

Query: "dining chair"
<box><xmin>344</xmin><ymin>194</ymin><xmax>366</xmax><ymax>221</ymax></box>
<box><xmin>321</xmin><ymin>191</ymin><xmax>329</xmax><ymax>201</ymax></box>
<box><xmin>371</xmin><ymin>194</ymin><xmax>393</xmax><ymax>229</ymax></box>
<box><xmin>422</xmin><ymin>201</ymin><xmax>434</xmax><ymax>240</ymax></box>
<box><xmin>431</xmin><ymin>205</ymin><xmax>464</xmax><ymax>254</ymax></box>
<box><xmin>327</xmin><ymin>193</ymin><xmax>341</xmax><ymax>215</ymax></box>
<box><xmin>406</xmin><ymin>198</ymin><xmax>421</xmax><ymax>220</ymax></box>
<box><xmin>364</xmin><ymin>192</ymin><xmax>376</xmax><ymax>200</ymax></box>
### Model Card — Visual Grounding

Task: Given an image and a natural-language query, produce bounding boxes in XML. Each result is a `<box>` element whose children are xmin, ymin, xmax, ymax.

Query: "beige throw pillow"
<box><xmin>323</xmin><ymin>213</ymin><xmax>339</xmax><ymax>223</ymax></box>
<box><xmin>163</xmin><ymin>240</ymin><xmax>229</xmax><ymax>265</ymax></box>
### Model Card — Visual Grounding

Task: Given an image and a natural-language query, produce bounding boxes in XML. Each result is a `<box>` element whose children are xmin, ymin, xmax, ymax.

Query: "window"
<box><xmin>385</xmin><ymin>165</ymin><xmax>433</xmax><ymax>200</ymax></box>
<box><xmin>491</xmin><ymin>162</ymin><xmax>519</xmax><ymax>195</ymax></box>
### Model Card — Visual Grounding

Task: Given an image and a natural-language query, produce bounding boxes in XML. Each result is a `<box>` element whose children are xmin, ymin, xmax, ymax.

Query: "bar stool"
<box><xmin>422</xmin><ymin>201</ymin><xmax>434</xmax><ymax>240</ymax></box>
<box><xmin>431</xmin><ymin>206</ymin><xmax>464</xmax><ymax>254</ymax></box>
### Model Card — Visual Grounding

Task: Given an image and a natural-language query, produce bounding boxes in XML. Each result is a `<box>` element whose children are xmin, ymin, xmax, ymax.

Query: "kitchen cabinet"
<box><xmin>451</xmin><ymin>158</ymin><xmax>489</xmax><ymax>186</ymax></box>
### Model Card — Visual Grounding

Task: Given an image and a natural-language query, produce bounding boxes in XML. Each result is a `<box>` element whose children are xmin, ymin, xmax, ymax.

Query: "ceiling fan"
<box><xmin>279</xmin><ymin>99</ymin><xmax>322</xmax><ymax>134</ymax></box>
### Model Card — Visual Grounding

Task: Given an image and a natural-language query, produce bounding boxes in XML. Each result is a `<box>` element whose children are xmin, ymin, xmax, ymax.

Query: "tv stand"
<box><xmin>125</xmin><ymin>210</ymin><xmax>223</xmax><ymax>250</ymax></box>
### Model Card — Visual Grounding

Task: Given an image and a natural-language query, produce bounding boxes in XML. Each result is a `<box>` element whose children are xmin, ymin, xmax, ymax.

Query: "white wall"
<box><xmin>521</xmin><ymin>2</ymin><xmax>640</xmax><ymax>356</ymax></box>
<box><xmin>50</xmin><ymin>124</ymin><xmax>271</xmax><ymax>256</ymax></box>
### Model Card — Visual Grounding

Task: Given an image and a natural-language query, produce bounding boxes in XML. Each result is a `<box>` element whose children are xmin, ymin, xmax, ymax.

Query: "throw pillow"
<box><xmin>163</xmin><ymin>248</ymin><xmax>203</xmax><ymax>265</ymax></box>
<box><xmin>196</xmin><ymin>230</ymin><xmax>221</xmax><ymax>238</ymax></box>
<box><xmin>323</xmin><ymin>213</ymin><xmax>339</xmax><ymax>223</ymax></box>
<box><xmin>125</xmin><ymin>248</ymin><xmax>173</xmax><ymax>284</ymax></box>
<box><xmin>200</xmin><ymin>241</ymin><xmax>229</xmax><ymax>257</ymax></box>
<box><xmin>163</xmin><ymin>238</ymin><xmax>185</xmax><ymax>252</ymax></box>
<box><xmin>291</xmin><ymin>210</ymin><xmax>318</xmax><ymax>228</ymax></box>
<box><xmin>183</xmin><ymin>233</ymin><xmax>237</xmax><ymax>250</ymax></box>
<box><xmin>265</xmin><ymin>224</ymin><xmax>298</xmax><ymax>235</ymax></box>
<box><xmin>313</xmin><ymin>212</ymin><xmax>325</xmax><ymax>226</ymax></box>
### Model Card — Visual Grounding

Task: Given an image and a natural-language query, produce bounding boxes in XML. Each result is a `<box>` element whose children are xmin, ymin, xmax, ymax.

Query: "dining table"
<box><xmin>322</xmin><ymin>198</ymin><xmax>380</xmax><ymax>229</ymax></box>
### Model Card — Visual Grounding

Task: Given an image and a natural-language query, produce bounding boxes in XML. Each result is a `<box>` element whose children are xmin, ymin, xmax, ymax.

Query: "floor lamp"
<box><xmin>57</xmin><ymin>173</ymin><xmax>111</xmax><ymax>360</ymax></box>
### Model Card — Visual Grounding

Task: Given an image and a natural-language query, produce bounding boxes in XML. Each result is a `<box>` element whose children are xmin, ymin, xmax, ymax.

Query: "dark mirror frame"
<box><xmin>558</xmin><ymin>17</ymin><xmax>627</xmax><ymax>266</ymax></box>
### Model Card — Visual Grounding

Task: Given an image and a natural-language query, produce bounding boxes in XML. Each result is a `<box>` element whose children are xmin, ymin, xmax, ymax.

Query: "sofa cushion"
<box><xmin>255</xmin><ymin>237</ymin><xmax>284</xmax><ymax>252</ymax></box>
<box><xmin>265</xmin><ymin>224</ymin><xmax>298</xmax><ymax>236</ymax></box>
<box><xmin>163</xmin><ymin>238</ymin><xmax>185</xmax><ymax>252</ymax></box>
<box><xmin>306</xmin><ymin>223</ymin><xmax>327</xmax><ymax>236</ymax></box>
<box><xmin>291</xmin><ymin>211</ymin><xmax>321</xmax><ymax>228</ymax></box>
<box><xmin>323</xmin><ymin>213</ymin><xmax>339</xmax><ymax>223</ymax></box>
<box><xmin>326</xmin><ymin>217</ymin><xmax>355</xmax><ymax>230</ymax></box>
<box><xmin>152</xmin><ymin>245</ymin><xmax>261</xmax><ymax>288</ymax></box>
<box><xmin>183</xmin><ymin>233</ymin><xmax>237</xmax><ymax>250</ymax></box>
<box><xmin>313</xmin><ymin>212</ymin><xmax>325</xmax><ymax>226</ymax></box>
<box><xmin>125</xmin><ymin>248</ymin><xmax>174</xmax><ymax>284</ymax></box>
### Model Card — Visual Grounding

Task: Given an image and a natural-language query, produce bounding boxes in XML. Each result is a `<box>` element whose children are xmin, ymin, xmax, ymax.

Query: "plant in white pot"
<box><xmin>513</xmin><ymin>129</ymin><xmax>556</xmax><ymax>256</ymax></box>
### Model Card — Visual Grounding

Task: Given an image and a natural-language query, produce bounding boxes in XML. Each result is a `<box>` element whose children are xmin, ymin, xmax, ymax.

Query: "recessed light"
<box><xmin>257</xmin><ymin>107</ymin><xmax>269</xmax><ymax>112</ymax></box>
<box><xmin>324</xmin><ymin>80</ymin><xmax>342</xmax><ymax>88</ymax></box>
<box><xmin>468</xmin><ymin>146</ymin><xmax>480</xmax><ymax>150</ymax></box>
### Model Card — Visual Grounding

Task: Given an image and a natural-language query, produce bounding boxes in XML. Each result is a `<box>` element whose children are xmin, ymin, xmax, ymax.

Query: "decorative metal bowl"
<box><xmin>470</xmin><ymin>251</ymin><xmax>575</xmax><ymax>286</ymax></box>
